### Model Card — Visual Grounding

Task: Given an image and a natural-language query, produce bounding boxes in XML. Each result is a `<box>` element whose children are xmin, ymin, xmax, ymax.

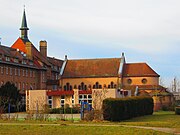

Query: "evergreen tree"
<box><xmin>0</xmin><ymin>81</ymin><xmax>21</xmax><ymax>112</ymax></box>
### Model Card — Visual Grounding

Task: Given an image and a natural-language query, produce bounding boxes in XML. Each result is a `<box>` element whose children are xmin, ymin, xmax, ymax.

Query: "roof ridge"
<box><xmin>68</xmin><ymin>57</ymin><xmax>121</xmax><ymax>61</ymax></box>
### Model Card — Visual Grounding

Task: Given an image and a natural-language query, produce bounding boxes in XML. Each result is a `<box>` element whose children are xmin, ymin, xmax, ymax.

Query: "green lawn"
<box><xmin>0</xmin><ymin>125</ymin><xmax>171</xmax><ymax>135</ymax></box>
<box><xmin>0</xmin><ymin>111</ymin><xmax>179</xmax><ymax>135</ymax></box>
<box><xmin>120</xmin><ymin>111</ymin><xmax>180</xmax><ymax>128</ymax></box>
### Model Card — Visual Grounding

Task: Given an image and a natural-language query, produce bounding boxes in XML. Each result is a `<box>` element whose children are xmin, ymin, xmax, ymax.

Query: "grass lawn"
<box><xmin>0</xmin><ymin>125</ymin><xmax>171</xmax><ymax>135</ymax></box>
<box><xmin>120</xmin><ymin>111</ymin><xmax>180</xmax><ymax>128</ymax></box>
<box><xmin>0</xmin><ymin>111</ymin><xmax>179</xmax><ymax>135</ymax></box>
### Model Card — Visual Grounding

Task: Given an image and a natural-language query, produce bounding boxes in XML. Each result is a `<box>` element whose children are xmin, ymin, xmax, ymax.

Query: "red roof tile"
<box><xmin>123</xmin><ymin>63</ymin><xmax>159</xmax><ymax>77</ymax></box>
<box><xmin>11</xmin><ymin>38</ymin><xmax>26</xmax><ymax>53</ymax></box>
<box><xmin>62</xmin><ymin>58</ymin><xmax>121</xmax><ymax>78</ymax></box>
<box><xmin>79</xmin><ymin>90</ymin><xmax>92</xmax><ymax>94</ymax></box>
<box><xmin>47</xmin><ymin>90</ymin><xmax>74</xmax><ymax>96</ymax></box>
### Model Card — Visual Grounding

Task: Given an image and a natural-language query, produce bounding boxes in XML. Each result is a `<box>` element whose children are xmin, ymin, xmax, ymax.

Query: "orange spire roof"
<box><xmin>11</xmin><ymin>38</ymin><xmax>26</xmax><ymax>53</ymax></box>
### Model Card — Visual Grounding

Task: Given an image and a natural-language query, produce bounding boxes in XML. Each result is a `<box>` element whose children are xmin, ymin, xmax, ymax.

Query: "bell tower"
<box><xmin>20</xmin><ymin>8</ymin><xmax>29</xmax><ymax>41</ymax></box>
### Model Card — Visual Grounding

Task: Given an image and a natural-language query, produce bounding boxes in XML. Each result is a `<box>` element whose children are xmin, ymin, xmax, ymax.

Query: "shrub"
<box><xmin>103</xmin><ymin>96</ymin><xmax>154</xmax><ymax>121</ymax></box>
<box><xmin>175</xmin><ymin>107</ymin><xmax>180</xmax><ymax>115</ymax></box>
<box><xmin>50</xmin><ymin>107</ymin><xmax>80</xmax><ymax>114</ymax></box>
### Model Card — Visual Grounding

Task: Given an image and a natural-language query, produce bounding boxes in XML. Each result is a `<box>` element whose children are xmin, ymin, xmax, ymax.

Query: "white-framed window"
<box><xmin>29</xmin><ymin>61</ymin><xmax>33</xmax><ymax>66</ymax></box>
<box><xmin>18</xmin><ymin>69</ymin><xmax>20</xmax><ymax>76</ymax></box>
<box><xmin>22</xmin><ymin>69</ymin><xmax>25</xmax><ymax>76</ymax></box>
<box><xmin>26</xmin><ymin>69</ymin><xmax>28</xmax><ymax>77</ymax></box>
<box><xmin>30</xmin><ymin>70</ymin><xmax>32</xmax><ymax>77</ymax></box>
<box><xmin>10</xmin><ymin>67</ymin><xmax>12</xmax><ymax>75</ymax></box>
<box><xmin>48</xmin><ymin>96</ymin><xmax>53</xmax><ymax>108</ymax></box>
<box><xmin>60</xmin><ymin>95</ymin><xmax>65</xmax><ymax>107</ymax></box>
<box><xmin>14</xmin><ymin>58</ymin><xmax>18</xmax><ymax>63</ymax></box>
<box><xmin>22</xmin><ymin>82</ymin><xmax>25</xmax><ymax>90</ymax></box>
<box><xmin>79</xmin><ymin>94</ymin><xmax>92</xmax><ymax>106</ymax></box>
<box><xmin>19</xmin><ymin>82</ymin><xmax>21</xmax><ymax>89</ymax></box>
<box><xmin>6</xmin><ymin>67</ymin><xmax>8</xmax><ymax>75</ymax></box>
<box><xmin>33</xmin><ymin>71</ymin><xmax>35</xmax><ymax>78</ymax></box>
<box><xmin>72</xmin><ymin>95</ymin><xmax>74</xmax><ymax>106</ymax></box>
<box><xmin>15</xmin><ymin>68</ymin><xmax>17</xmax><ymax>76</ymax></box>
<box><xmin>1</xmin><ymin>66</ymin><xmax>3</xmax><ymax>74</ymax></box>
<box><xmin>5</xmin><ymin>56</ymin><xmax>10</xmax><ymax>62</ymax></box>
<box><xmin>22</xmin><ymin>60</ymin><xmax>26</xmax><ymax>64</ymax></box>
<box><xmin>0</xmin><ymin>54</ymin><xmax>2</xmax><ymax>60</ymax></box>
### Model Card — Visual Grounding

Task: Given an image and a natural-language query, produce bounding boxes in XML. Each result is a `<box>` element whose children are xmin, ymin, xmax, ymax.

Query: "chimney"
<box><xmin>39</xmin><ymin>40</ymin><xmax>47</xmax><ymax>58</ymax></box>
<box><xmin>25</xmin><ymin>42</ymin><xmax>32</xmax><ymax>59</ymax></box>
<box><xmin>65</xmin><ymin>55</ymin><xmax>68</xmax><ymax>60</ymax></box>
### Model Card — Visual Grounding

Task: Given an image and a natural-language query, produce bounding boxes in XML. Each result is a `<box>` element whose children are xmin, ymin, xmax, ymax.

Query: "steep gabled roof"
<box><xmin>123</xmin><ymin>63</ymin><xmax>160</xmax><ymax>77</ymax></box>
<box><xmin>47</xmin><ymin>57</ymin><xmax>64</xmax><ymax>67</ymax></box>
<box><xmin>62</xmin><ymin>58</ymin><xmax>121</xmax><ymax>78</ymax></box>
<box><xmin>11</xmin><ymin>38</ymin><xmax>26</xmax><ymax>53</ymax></box>
<box><xmin>11</xmin><ymin>38</ymin><xmax>51</xmax><ymax>66</ymax></box>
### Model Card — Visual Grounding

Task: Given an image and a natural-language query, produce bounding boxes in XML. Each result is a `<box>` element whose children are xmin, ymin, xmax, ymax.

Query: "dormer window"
<box><xmin>14</xmin><ymin>58</ymin><xmax>19</xmax><ymax>63</ymax></box>
<box><xmin>54</xmin><ymin>66</ymin><xmax>57</xmax><ymax>70</ymax></box>
<box><xmin>0</xmin><ymin>54</ymin><xmax>2</xmax><ymax>60</ymax></box>
<box><xmin>22</xmin><ymin>60</ymin><xmax>26</xmax><ymax>64</ymax></box>
<box><xmin>29</xmin><ymin>61</ymin><xmax>33</xmax><ymax>66</ymax></box>
<box><xmin>5</xmin><ymin>56</ymin><xmax>10</xmax><ymax>62</ymax></box>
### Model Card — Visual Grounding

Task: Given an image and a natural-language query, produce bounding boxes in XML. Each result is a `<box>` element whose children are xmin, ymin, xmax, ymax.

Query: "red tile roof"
<box><xmin>47</xmin><ymin>57</ymin><xmax>64</xmax><ymax>68</ymax></box>
<box><xmin>11</xmin><ymin>38</ymin><xmax>27</xmax><ymax>53</ymax></box>
<box><xmin>62</xmin><ymin>58</ymin><xmax>121</xmax><ymax>78</ymax></box>
<box><xmin>123</xmin><ymin>63</ymin><xmax>159</xmax><ymax>77</ymax></box>
<box><xmin>79</xmin><ymin>90</ymin><xmax>92</xmax><ymax>94</ymax></box>
<box><xmin>47</xmin><ymin>90</ymin><xmax>74</xmax><ymax>96</ymax></box>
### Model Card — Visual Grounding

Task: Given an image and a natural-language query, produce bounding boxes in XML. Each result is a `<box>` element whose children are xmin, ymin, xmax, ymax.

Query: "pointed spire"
<box><xmin>20</xmin><ymin>7</ymin><xmax>29</xmax><ymax>40</ymax></box>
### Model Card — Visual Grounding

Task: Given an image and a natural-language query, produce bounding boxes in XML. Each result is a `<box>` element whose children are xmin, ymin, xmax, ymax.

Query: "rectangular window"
<box><xmin>6</xmin><ymin>67</ymin><xmax>8</xmax><ymax>75</ymax></box>
<box><xmin>29</xmin><ymin>61</ymin><xmax>33</xmax><ymax>66</ymax></box>
<box><xmin>0</xmin><ymin>54</ymin><xmax>2</xmax><ymax>60</ymax></box>
<box><xmin>30</xmin><ymin>70</ymin><xmax>32</xmax><ymax>77</ymax></box>
<box><xmin>22</xmin><ymin>69</ymin><xmax>25</xmax><ymax>76</ymax></box>
<box><xmin>1</xmin><ymin>66</ymin><xmax>3</xmax><ymax>74</ymax></box>
<box><xmin>48</xmin><ymin>96</ymin><xmax>52</xmax><ymax>108</ymax></box>
<box><xmin>5</xmin><ymin>56</ymin><xmax>10</xmax><ymax>62</ymax></box>
<box><xmin>18</xmin><ymin>69</ymin><xmax>20</xmax><ymax>76</ymax></box>
<box><xmin>10</xmin><ymin>68</ymin><xmax>12</xmax><ymax>75</ymax></box>
<box><xmin>33</xmin><ymin>71</ymin><xmax>35</xmax><ymax>78</ymax></box>
<box><xmin>15</xmin><ymin>68</ymin><xmax>17</xmax><ymax>76</ymax></box>
<box><xmin>14</xmin><ymin>58</ymin><xmax>18</xmax><ymax>63</ymax></box>
<box><xmin>26</xmin><ymin>69</ymin><xmax>28</xmax><ymax>77</ymax></box>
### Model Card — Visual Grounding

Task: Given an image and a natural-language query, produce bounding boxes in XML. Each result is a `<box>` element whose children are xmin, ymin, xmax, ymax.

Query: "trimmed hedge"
<box><xmin>175</xmin><ymin>107</ymin><xmax>180</xmax><ymax>115</ymax></box>
<box><xmin>50</xmin><ymin>107</ymin><xmax>80</xmax><ymax>114</ymax></box>
<box><xmin>103</xmin><ymin>96</ymin><xmax>154</xmax><ymax>121</ymax></box>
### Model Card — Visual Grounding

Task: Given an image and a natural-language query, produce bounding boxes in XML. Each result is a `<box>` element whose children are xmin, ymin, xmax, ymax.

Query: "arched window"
<box><xmin>64</xmin><ymin>85</ymin><xmax>67</xmax><ymax>90</ymax></box>
<box><xmin>74</xmin><ymin>85</ymin><xmax>77</xmax><ymax>89</ymax></box>
<box><xmin>64</xmin><ymin>82</ymin><xmax>72</xmax><ymax>91</ymax></box>
<box><xmin>93</xmin><ymin>82</ymin><xmax>102</xmax><ymax>89</ymax></box>
<box><xmin>88</xmin><ymin>85</ymin><xmax>91</xmax><ymax>89</ymax></box>
<box><xmin>95</xmin><ymin>82</ymin><xmax>99</xmax><ymax>89</ymax></box>
<box><xmin>110</xmin><ymin>82</ymin><xmax>114</xmax><ymax>88</ymax></box>
<box><xmin>78</xmin><ymin>85</ymin><xmax>81</xmax><ymax>90</ymax></box>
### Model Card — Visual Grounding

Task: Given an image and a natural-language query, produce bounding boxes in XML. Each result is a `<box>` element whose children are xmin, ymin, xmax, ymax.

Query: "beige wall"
<box><xmin>123</xmin><ymin>77</ymin><xmax>159</xmax><ymax>86</ymax></box>
<box><xmin>26</xmin><ymin>90</ymin><xmax>47</xmax><ymax>112</ymax></box>
<box><xmin>61</xmin><ymin>77</ymin><xmax>120</xmax><ymax>89</ymax></box>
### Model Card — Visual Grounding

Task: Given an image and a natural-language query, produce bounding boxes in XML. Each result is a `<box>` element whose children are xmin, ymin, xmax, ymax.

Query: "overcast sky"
<box><xmin>0</xmin><ymin>0</ymin><xmax>180</xmax><ymax>87</ymax></box>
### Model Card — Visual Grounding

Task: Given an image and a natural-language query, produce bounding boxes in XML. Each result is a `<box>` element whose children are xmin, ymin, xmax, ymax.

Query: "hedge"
<box><xmin>175</xmin><ymin>107</ymin><xmax>180</xmax><ymax>115</ymax></box>
<box><xmin>50</xmin><ymin>107</ymin><xmax>80</xmax><ymax>114</ymax></box>
<box><xmin>103</xmin><ymin>96</ymin><xmax>154</xmax><ymax>121</ymax></box>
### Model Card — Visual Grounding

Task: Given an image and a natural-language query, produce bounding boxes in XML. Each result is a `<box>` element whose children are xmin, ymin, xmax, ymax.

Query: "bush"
<box><xmin>50</xmin><ymin>107</ymin><xmax>80</xmax><ymax>114</ymax></box>
<box><xmin>175</xmin><ymin>107</ymin><xmax>180</xmax><ymax>115</ymax></box>
<box><xmin>103</xmin><ymin>96</ymin><xmax>154</xmax><ymax>121</ymax></box>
